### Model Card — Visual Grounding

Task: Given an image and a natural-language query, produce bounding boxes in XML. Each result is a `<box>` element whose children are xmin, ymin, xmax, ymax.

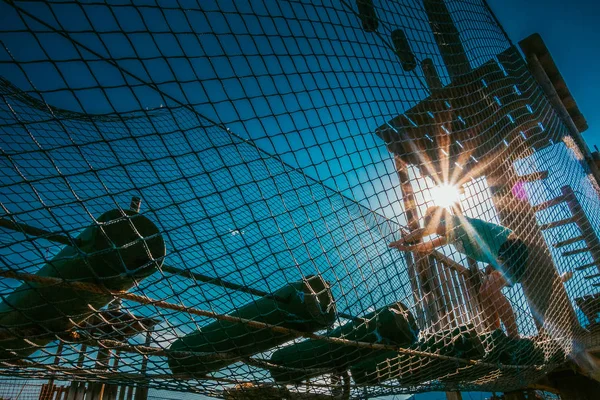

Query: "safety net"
<box><xmin>0</xmin><ymin>0</ymin><xmax>599</xmax><ymax>399</ymax></box>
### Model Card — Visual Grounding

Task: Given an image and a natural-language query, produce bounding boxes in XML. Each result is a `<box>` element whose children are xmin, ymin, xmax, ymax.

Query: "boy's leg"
<box><xmin>495</xmin><ymin>294</ymin><xmax>518</xmax><ymax>338</ymax></box>
<box><xmin>481</xmin><ymin>294</ymin><xmax>501</xmax><ymax>331</ymax></box>
<box><xmin>485</xmin><ymin>278</ymin><xmax>519</xmax><ymax>337</ymax></box>
<box><xmin>480</xmin><ymin>271</ymin><xmax>518</xmax><ymax>337</ymax></box>
<box><xmin>479</xmin><ymin>283</ymin><xmax>501</xmax><ymax>331</ymax></box>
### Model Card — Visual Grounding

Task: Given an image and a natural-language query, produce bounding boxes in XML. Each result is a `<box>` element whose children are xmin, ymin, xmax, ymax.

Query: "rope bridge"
<box><xmin>0</xmin><ymin>0</ymin><xmax>599</xmax><ymax>399</ymax></box>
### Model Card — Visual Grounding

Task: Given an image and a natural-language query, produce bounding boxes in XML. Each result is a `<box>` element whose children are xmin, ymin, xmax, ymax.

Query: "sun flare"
<box><xmin>429</xmin><ymin>184</ymin><xmax>461</xmax><ymax>209</ymax></box>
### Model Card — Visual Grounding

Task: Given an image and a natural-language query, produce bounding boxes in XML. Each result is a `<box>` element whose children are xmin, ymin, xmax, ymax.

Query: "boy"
<box><xmin>389</xmin><ymin>206</ymin><xmax>528</xmax><ymax>337</ymax></box>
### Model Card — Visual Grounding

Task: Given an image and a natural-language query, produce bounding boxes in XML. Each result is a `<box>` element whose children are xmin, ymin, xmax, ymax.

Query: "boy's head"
<box><xmin>423</xmin><ymin>206</ymin><xmax>450</xmax><ymax>235</ymax></box>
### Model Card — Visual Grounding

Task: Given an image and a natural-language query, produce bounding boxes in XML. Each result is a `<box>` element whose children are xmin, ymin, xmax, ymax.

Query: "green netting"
<box><xmin>0</xmin><ymin>0</ymin><xmax>599</xmax><ymax>399</ymax></box>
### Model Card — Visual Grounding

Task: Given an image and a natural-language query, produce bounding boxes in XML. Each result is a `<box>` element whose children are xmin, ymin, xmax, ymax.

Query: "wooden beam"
<box><xmin>519</xmin><ymin>33</ymin><xmax>588</xmax><ymax>133</ymax></box>
<box><xmin>520</xmin><ymin>36</ymin><xmax>600</xmax><ymax>187</ymax></box>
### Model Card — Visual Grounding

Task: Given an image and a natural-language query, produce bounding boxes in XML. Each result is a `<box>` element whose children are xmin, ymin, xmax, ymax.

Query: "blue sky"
<box><xmin>487</xmin><ymin>0</ymin><xmax>600</xmax><ymax>151</ymax></box>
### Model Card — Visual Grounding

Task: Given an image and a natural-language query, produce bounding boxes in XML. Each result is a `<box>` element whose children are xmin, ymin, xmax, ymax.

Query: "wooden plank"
<box><xmin>39</xmin><ymin>384</ymin><xmax>50</xmax><ymax>400</ymax></box>
<box><xmin>428</xmin><ymin>255</ymin><xmax>449</xmax><ymax>330</ymax></box>
<box><xmin>430</xmin><ymin>252</ymin><xmax>468</xmax><ymax>275</ymax></box>
<box><xmin>555</xmin><ymin>235</ymin><xmax>585</xmax><ymax>248</ymax></box>
<box><xmin>118</xmin><ymin>385</ymin><xmax>127</xmax><ymax>400</ymax></box>
<box><xmin>133</xmin><ymin>331</ymin><xmax>152</xmax><ymax>400</ymax></box>
<box><xmin>533</xmin><ymin>195</ymin><xmax>569</xmax><ymax>212</ymax></box>
<box><xmin>563</xmin><ymin>247</ymin><xmax>591</xmax><ymax>257</ymax></box>
<box><xmin>539</xmin><ymin>217</ymin><xmax>577</xmax><ymax>231</ymax></box>
<box><xmin>449</xmin><ymin>269</ymin><xmax>468</xmax><ymax>325</ymax></box>
<box><xmin>436</xmin><ymin>260</ymin><xmax>456</xmax><ymax>329</ymax></box>
<box><xmin>458</xmin><ymin>274</ymin><xmax>476</xmax><ymax>323</ymax></box>
<box><xmin>518</xmin><ymin>171</ymin><xmax>549</xmax><ymax>182</ymax></box>
<box><xmin>443</xmin><ymin>267</ymin><xmax>464</xmax><ymax>327</ymax></box>
<box><xmin>576</xmin><ymin>261</ymin><xmax>600</xmax><ymax>271</ymax></box>
<box><xmin>519</xmin><ymin>33</ymin><xmax>588</xmax><ymax>133</ymax></box>
<box><xmin>375</xmin><ymin>53</ymin><xmax>535</xmax><ymax>181</ymax></box>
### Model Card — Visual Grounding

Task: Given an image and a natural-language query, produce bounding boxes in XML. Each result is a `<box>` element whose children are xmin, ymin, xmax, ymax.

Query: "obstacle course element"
<box><xmin>168</xmin><ymin>275</ymin><xmax>336</xmax><ymax>376</ymax></box>
<box><xmin>1</xmin><ymin>0</ymin><xmax>599</xmax><ymax>398</ymax></box>
<box><xmin>351</xmin><ymin>327</ymin><xmax>546</xmax><ymax>386</ymax></box>
<box><xmin>77</xmin><ymin>308</ymin><xmax>160</xmax><ymax>341</ymax></box>
<box><xmin>0</xmin><ymin>208</ymin><xmax>165</xmax><ymax>359</ymax></box>
<box><xmin>268</xmin><ymin>302</ymin><xmax>418</xmax><ymax>383</ymax></box>
<box><xmin>356</xmin><ymin>0</ymin><xmax>378</xmax><ymax>32</ymax></box>
<box><xmin>351</xmin><ymin>324</ymin><xmax>483</xmax><ymax>385</ymax></box>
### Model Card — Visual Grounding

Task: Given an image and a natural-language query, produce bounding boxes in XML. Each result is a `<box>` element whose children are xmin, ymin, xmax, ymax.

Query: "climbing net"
<box><xmin>1</xmin><ymin>0</ymin><xmax>599</xmax><ymax>399</ymax></box>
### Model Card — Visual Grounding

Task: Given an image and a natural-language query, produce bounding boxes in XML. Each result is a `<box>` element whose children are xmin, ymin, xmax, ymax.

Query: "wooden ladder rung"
<box><xmin>533</xmin><ymin>195</ymin><xmax>569</xmax><ymax>212</ymax></box>
<box><xmin>554</xmin><ymin>235</ymin><xmax>585</xmax><ymax>249</ymax></box>
<box><xmin>540</xmin><ymin>216</ymin><xmax>577</xmax><ymax>231</ymax></box>
<box><xmin>562</xmin><ymin>247</ymin><xmax>591</xmax><ymax>257</ymax></box>
<box><xmin>576</xmin><ymin>261</ymin><xmax>600</xmax><ymax>271</ymax></box>
<box><xmin>518</xmin><ymin>170</ymin><xmax>549</xmax><ymax>182</ymax></box>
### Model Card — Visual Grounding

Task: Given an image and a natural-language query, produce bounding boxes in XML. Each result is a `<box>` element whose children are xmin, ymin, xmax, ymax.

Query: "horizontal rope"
<box><xmin>0</xmin><ymin>268</ymin><xmax>551</xmax><ymax>373</ymax></box>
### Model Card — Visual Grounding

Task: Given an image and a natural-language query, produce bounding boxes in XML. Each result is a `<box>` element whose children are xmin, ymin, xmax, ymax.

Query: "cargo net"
<box><xmin>1</xmin><ymin>0</ymin><xmax>600</xmax><ymax>399</ymax></box>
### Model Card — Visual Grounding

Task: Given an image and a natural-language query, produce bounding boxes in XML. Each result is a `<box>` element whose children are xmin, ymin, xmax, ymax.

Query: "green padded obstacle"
<box><xmin>0</xmin><ymin>209</ymin><xmax>165</xmax><ymax>359</ymax></box>
<box><xmin>167</xmin><ymin>275</ymin><xmax>335</xmax><ymax>376</ymax></box>
<box><xmin>356</xmin><ymin>0</ymin><xmax>378</xmax><ymax>32</ymax></box>
<box><xmin>269</xmin><ymin>302</ymin><xmax>418</xmax><ymax>383</ymax></box>
<box><xmin>441</xmin><ymin>330</ymin><xmax>546</xmax><ymax>386</ymax></box>
<box><xmin>351</xmin><ymin>324</ymin><xmax>484</xmax><ymax>386</ymax></box>
<box><xmin>475</xmin><ymin>330</ymin><xmax>544</xmax><ymax>366</ymax></box>
<box><xmin>351</xmin><ymin>328</ymin><xmax>547</xmax><ymax>387</ymax></box>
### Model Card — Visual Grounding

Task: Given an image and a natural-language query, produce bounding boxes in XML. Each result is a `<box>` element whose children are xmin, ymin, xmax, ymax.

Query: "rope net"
<box><xmin>0</xmin><ymin>0</ymin><xmax>599</xmax><ymax>398</ymax></box>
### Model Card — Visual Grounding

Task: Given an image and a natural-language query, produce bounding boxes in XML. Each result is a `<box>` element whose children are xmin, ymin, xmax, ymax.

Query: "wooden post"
<box><xmin>88</xmin><ymin>346</ymin><xmax>111</xmax><ymax>399</ymax></box>
<box><xmin>133</xmin><ymin>330</ymin><xmax>152</xmax><ymax>400</ymax></box>
<box><xmin>40</xmin><ymin>342</ymin><xmax>63</xmax><ymax>400</ymax></box>
<box><xmin>103</xmin><ymin>350</ymin><xmax>121</xmax><ymax>400</ymax></box>
<box><xmin>436</xmin><ymin>260</ymin><xmax>458</xmax><ymax>328</ymax></box>
<box><xmin>66</xmin><ymin>343</ymin><xmax>87</xmax><ymax>400</ymax></box>
<box><xmin>39</xmin><ymin>384</ymin><xmax>51</xmax><ymax>400</ymax></box>
<box><xmin>394</xmin><ymin>155</ymin><xmax>441</xmax><ymax>329</ymax></box>
<box><xmin>522</xmin><ymin>49</ymin><xmax>600</xmax><ymax>188</ymax></box>
<box><xmin>446</xmin><ymin>392</ymin><xmax>462</xmax><ymax>400</ymax></box>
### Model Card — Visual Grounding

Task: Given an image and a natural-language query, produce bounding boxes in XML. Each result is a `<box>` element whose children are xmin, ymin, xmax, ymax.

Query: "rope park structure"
<box><xmin>0</xmin><ymin>0</ymin><xmax>600</xmax><ymax>399</ymax></box>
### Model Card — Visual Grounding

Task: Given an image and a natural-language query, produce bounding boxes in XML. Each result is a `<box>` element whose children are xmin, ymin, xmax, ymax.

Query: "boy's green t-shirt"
<box><xmin>445</xmin><ymin>215</ymin><xmax>513</xmax><ymax>266</ymax></box>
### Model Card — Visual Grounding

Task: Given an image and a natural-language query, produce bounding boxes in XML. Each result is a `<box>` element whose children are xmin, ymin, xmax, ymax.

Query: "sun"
<box><xmin>429</xmin><ymin>184</ymin><xmax>461</xmax><ymax>209</ymax></box>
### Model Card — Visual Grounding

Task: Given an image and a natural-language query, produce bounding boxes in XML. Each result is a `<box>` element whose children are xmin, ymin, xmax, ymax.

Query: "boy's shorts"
<box><xmin>497</xmin><ymin>237</ymin><xmax>528</xmax><ymax>284</ymax></box>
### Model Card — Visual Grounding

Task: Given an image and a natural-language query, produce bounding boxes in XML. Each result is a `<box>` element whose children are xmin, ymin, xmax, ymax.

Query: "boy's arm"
<box><xmin>389</xmin><ymin>236</ymin><xmax>448</xmax><ymax>253</ymax></box>
<box><xmin>388</xmin><ymin>228</ymin><xmax>427</xmax><ymax>248</ymax></box>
